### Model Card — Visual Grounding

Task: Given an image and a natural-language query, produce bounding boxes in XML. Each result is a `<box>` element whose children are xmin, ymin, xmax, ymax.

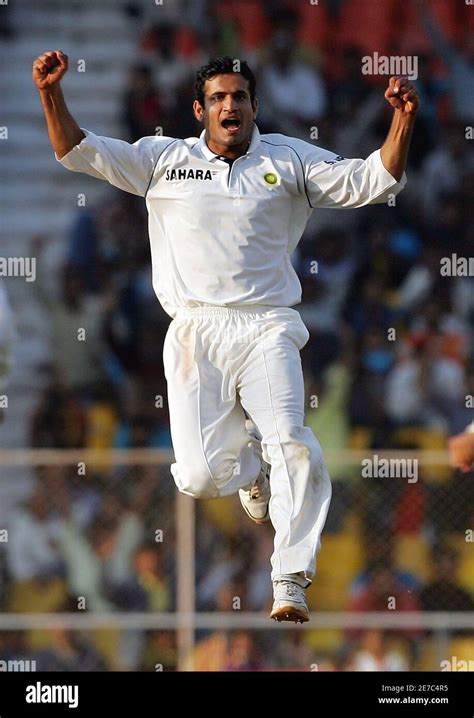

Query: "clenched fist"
<box><xmin>32</xmin><ymin>50</ymin><xmax>68</xmax><ymax>90</ymax></box>
<box><xmin>384</xmin><ymin>76</ymin><xmax>419</xmax><ymax>115</ymax></box>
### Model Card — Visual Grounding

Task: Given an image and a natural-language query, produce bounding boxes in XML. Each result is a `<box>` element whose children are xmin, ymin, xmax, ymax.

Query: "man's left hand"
<box><xmin>384</xmin><ymin>76</ymin><xmax>419</xmax><ymax>115</ymax></box>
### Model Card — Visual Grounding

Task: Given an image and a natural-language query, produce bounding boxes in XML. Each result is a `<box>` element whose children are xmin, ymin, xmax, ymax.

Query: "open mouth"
<box><xmin>221</xmin><ymin>117</ymin><xmax>241</xmax><ymax>132</ymax></box>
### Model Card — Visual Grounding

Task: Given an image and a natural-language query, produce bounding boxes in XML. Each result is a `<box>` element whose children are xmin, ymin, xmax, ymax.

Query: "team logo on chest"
<box><xmin>165</xmin><ymin>167</ymin><xmax>219</xmax><ymax>181</ymax></box>
<box><xmin>263</xmin><ymin>170</ymin><xmax>281</xmax><ymax>188</ymax></box>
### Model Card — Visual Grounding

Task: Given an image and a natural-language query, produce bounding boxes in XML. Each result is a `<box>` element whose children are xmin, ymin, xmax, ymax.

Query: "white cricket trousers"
<box><xmin>163</xmin><ymin>305</ymin><xmax>332</xmax><ymax>581</ymax></box>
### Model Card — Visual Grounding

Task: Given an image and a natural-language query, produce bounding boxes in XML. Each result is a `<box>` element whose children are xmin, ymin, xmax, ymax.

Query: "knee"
<box><xmin>302</xmin><ymin>431</ymin><xmax>323</xmax><ymax>466</ymax></box>
<box><xmin>269</xmin><ymin>426</ymin><xmax>328</xmax><ymax>483</ymax></box>
<box><xmin>171</xmin><ymin>463</ymin><xmax>220</xmax><ymax>499</ymax></box>
<box><xmin>292</xmin><ymin>436</ymin><xmax>324</xmax><ymax>479</ymax></box>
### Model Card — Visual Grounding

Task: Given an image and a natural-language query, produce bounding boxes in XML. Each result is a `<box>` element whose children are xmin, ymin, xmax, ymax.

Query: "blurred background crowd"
<box><xmin>0</xmin><ymin>0</ymin><xmax>473</xmax><ymax>671</ymax></box>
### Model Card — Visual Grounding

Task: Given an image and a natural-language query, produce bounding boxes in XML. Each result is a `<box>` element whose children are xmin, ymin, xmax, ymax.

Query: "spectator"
<box><xmin>346</xmin><ymin>275</ymin><xmax>395</xmax><ymax>334</ymax></box>
<box><xmin>33</xmin><ymin>258</ymin><xmax>111</xmax><ymax>398</ymax></box>
<box><xmin>258</xmin><ymin>25</ymin><xmax>326</xmax><ymax>139</ymax></box>
<box><xmin>0</xmin><ymin>282</ymin><xmax>16</xmax><ymax>407</ymax></box>
<box><xmin>30</xmin><ymin>371</ymin><xmax>87</xmax><ymax>448</ymax></box>
<box><xmin>385</xmin><ymin>338</ymin><xmax>465</xmax><ymax>430</ymax></box>
<box><xmin>421</xmin><ymin>2</ymin><xmax>474</xmax><ymax>122</ymax></box>
<box><xmin>345</xmin><ymin>629</ymin><xmax>410</xmax><ymax>671</ymax></box>
<box><xmin>350</xmin><ymin>538</ymin><xmax>421</xmax><ymax>597</ymax></box>
<box><xmin>349</xmin><ymin>328</ymin><xmax>394</xmax><ymax>441</ymax></box>
<box><xmin>225</xmin><ymin>631</ymin><xmax>262</xmax><ymax>671</ymax></box>
<box><xmin>36</xmin><ymin>598</ymin><xmax>107</xmax><ymax>671</ymax></box>
<box><xmin>6</xmin><ymin>478</ymin><xmax>65</xmax><ymax>582</ymax></box>
<box><xmin>420</xmin><ymin>546</ymin><xmax>474</xmax><ymax>612</ymax></box>
<box><xmin>122</xmin><ymin>64</ymin><xmax>162</xmax><ymax>141</ymax></box>
<box><xmin>299</xmin><ymin>230</ymin><xmax>356</xmax><ymax>335</ymax></box>
<box><xmin>345</xmin><ymin>564</ymin><xmax>422</xmax><ymax>643</ymax></box>
<box><xmin>140</xmin><ymin>22</ymin><xmax>194</xmax><ymax>130</ymax></box>
<box><xmin>58</xmin><ymin>496</ymin><xmax>143</xmax><ymax>612</ymax></box>
<box><xmin>419</xmin><ymin>123</ymin><xmax>474</xmax><ymax>220</ymax></box>
<box><xmin>113</xmin><ymin>543</ymin><xmax>171</xmax><ymax>612</ymax></box>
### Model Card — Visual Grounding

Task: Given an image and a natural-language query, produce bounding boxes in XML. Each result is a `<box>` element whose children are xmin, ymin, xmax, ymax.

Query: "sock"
<box><xmin>274</xmin><ymin>571</ymin><xmax>312</xmax><ymax>589</ymax></box>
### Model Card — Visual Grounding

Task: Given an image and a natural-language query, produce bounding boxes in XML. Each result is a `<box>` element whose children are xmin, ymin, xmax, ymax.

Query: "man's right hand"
<box><xmin>448</xmin><ymin>430</ymin><xmax>474</xmax><ymax>473</ymax></box>
<box><xmin>33</xmin><ymin>50</ymin><xmax>68</xmax><ymax>90</ymax></box>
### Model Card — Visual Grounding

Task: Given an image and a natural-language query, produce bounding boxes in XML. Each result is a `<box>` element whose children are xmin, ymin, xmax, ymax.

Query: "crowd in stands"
<box><xmin>1</xmin><ymin>0</ymin><xmax>472</xmax><ymax>670</ymax></box>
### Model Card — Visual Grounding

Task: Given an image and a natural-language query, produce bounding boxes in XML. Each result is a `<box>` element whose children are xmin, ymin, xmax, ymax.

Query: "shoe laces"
<box><xmin>249</xmin><ymin>484</ymin><xmax>261</xmax><ymax>500</ymax></box>
<box><xmin>278</xmin><ymin>581</ymin><xmax>301</xmax><ymax>598</ymax></box>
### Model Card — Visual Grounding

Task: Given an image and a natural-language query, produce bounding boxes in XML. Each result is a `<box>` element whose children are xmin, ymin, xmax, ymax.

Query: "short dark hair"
<box><xmin>194</xmin><ymin>56</ymin><xmax>256</xmax><ymax>107</ymax></box>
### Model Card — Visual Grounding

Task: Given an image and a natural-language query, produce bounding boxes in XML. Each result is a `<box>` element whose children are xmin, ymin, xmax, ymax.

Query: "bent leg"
<box><xmin>164</xmin><ymin>317</ymin><xmax>262</xmax><ymax>499</ymax></box>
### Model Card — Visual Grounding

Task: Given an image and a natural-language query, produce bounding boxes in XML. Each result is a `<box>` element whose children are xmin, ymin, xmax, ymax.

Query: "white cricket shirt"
<box><xmin>58</xmin><ymin>124</ymin><xmax>406</xmax><ymax>318</ymax></box>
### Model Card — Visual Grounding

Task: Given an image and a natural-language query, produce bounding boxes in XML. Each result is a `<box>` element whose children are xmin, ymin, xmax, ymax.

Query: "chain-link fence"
<box><xmin>1</xmin><ymin>0</ymin><xmax>473</xmax><ymax>680</ymax></box>
<box><xmin>0</xmin><ymin>448</ymin><xmax>472</xmax><ymax>672</ymax></box>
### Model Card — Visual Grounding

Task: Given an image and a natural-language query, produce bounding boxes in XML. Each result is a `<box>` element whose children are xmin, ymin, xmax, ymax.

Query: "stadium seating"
<box><xmin>394</xmin><ymin>534</ymin><xmax>431</xmax><ymax>582</ymax></box>
<box><xmin>308</xmin><ymin>531</ymin><xmax>364</xmax><ymax>611</ymax></box>
<box><xmin>335</xmin><ymin>0</ymin><xmax>398</xmax><ymax>56</ymax></box>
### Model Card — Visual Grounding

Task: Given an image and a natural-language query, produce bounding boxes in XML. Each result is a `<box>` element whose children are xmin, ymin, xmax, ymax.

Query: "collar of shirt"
<box><xmin>196</xmin><ymin>122</ymin><xmax>261</xmax><ymax>162</ymax></box>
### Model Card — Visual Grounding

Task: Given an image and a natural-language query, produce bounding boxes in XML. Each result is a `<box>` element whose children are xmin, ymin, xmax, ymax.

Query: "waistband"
<box><xmin>175</xmin><ymin>304</ymin><xmax>279</xmax><ymax>318</ymax></box>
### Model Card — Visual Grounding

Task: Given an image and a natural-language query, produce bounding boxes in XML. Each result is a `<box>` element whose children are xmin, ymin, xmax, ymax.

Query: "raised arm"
<box><xmin>294</xmin><ymin>75</ymin><xmax>418</xmax><ymax>209</ymax></box>
<box><xmin>33</xmin><ymin>49</ymin><xmax>176</xmax><ymax>197</ymax></box>
<box><xmin>33</xmin><ymin>50</ymin><xmax>84</xmax><ymax>159</ymax></box>
<box><xmin>381</xmin><ymin>75</ymin><xmax>419</xmax><ymax>181</ymax></box>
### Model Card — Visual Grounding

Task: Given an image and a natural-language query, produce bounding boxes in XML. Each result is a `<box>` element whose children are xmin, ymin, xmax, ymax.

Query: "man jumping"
<box><xmin>33</xmin><ymin>51</ymin><xmax>418</xmax><ymax>623</ymax></box>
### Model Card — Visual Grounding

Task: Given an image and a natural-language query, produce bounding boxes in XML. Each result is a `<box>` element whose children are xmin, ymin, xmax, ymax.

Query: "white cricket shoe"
<box><xmin>270</xmin><ymin>575</ymin><xmax>310</xmax><ymax>623</ymax></box>
<box><xmin>238</xmin><ymin>464</ymin><xmax>271</xmax><ymax>524</ymax></box>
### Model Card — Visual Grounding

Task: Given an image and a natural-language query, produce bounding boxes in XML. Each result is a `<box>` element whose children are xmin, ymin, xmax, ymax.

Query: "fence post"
<box><xmin>176</xmin><ymin>492</ymin><xmax>196</xmax><ymax>671</ymax></box>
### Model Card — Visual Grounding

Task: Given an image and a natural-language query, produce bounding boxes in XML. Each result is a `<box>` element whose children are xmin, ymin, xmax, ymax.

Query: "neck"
<box><xmin>206</xmin><ymin>133</ymin><xmax>251</xmax><ymax>160</ymax></box>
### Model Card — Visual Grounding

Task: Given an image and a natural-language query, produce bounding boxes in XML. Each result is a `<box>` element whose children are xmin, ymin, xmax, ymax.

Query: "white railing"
<box><xmin>0</xmin><ymin>448</ymin><xmax>469</xmax><ymax>671</ymax></box>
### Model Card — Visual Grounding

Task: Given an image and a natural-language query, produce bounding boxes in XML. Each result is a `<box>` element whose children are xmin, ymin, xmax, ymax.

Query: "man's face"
<box><xmin>193</xmin><ymin>73</ymin><xmax>258</xmax><ymax>152</ymax></box>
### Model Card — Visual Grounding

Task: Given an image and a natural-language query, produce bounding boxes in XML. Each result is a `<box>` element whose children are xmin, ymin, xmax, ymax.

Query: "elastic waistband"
<box><xmin>175</xmin><ymin>304</ymin><xmax>277</xmax><ymax>319</ymax></box>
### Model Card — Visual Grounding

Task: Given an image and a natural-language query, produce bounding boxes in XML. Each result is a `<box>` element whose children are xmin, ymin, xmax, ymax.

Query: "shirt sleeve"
<box><xmin>293</xmin><ymin>139</ymin><xmax>407</xmax><ymax>209</ymax></box>
<box><xmin>56</xmin><ymin>129</ymin><xmax>176</xmax><ymax>197</ymax></box>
